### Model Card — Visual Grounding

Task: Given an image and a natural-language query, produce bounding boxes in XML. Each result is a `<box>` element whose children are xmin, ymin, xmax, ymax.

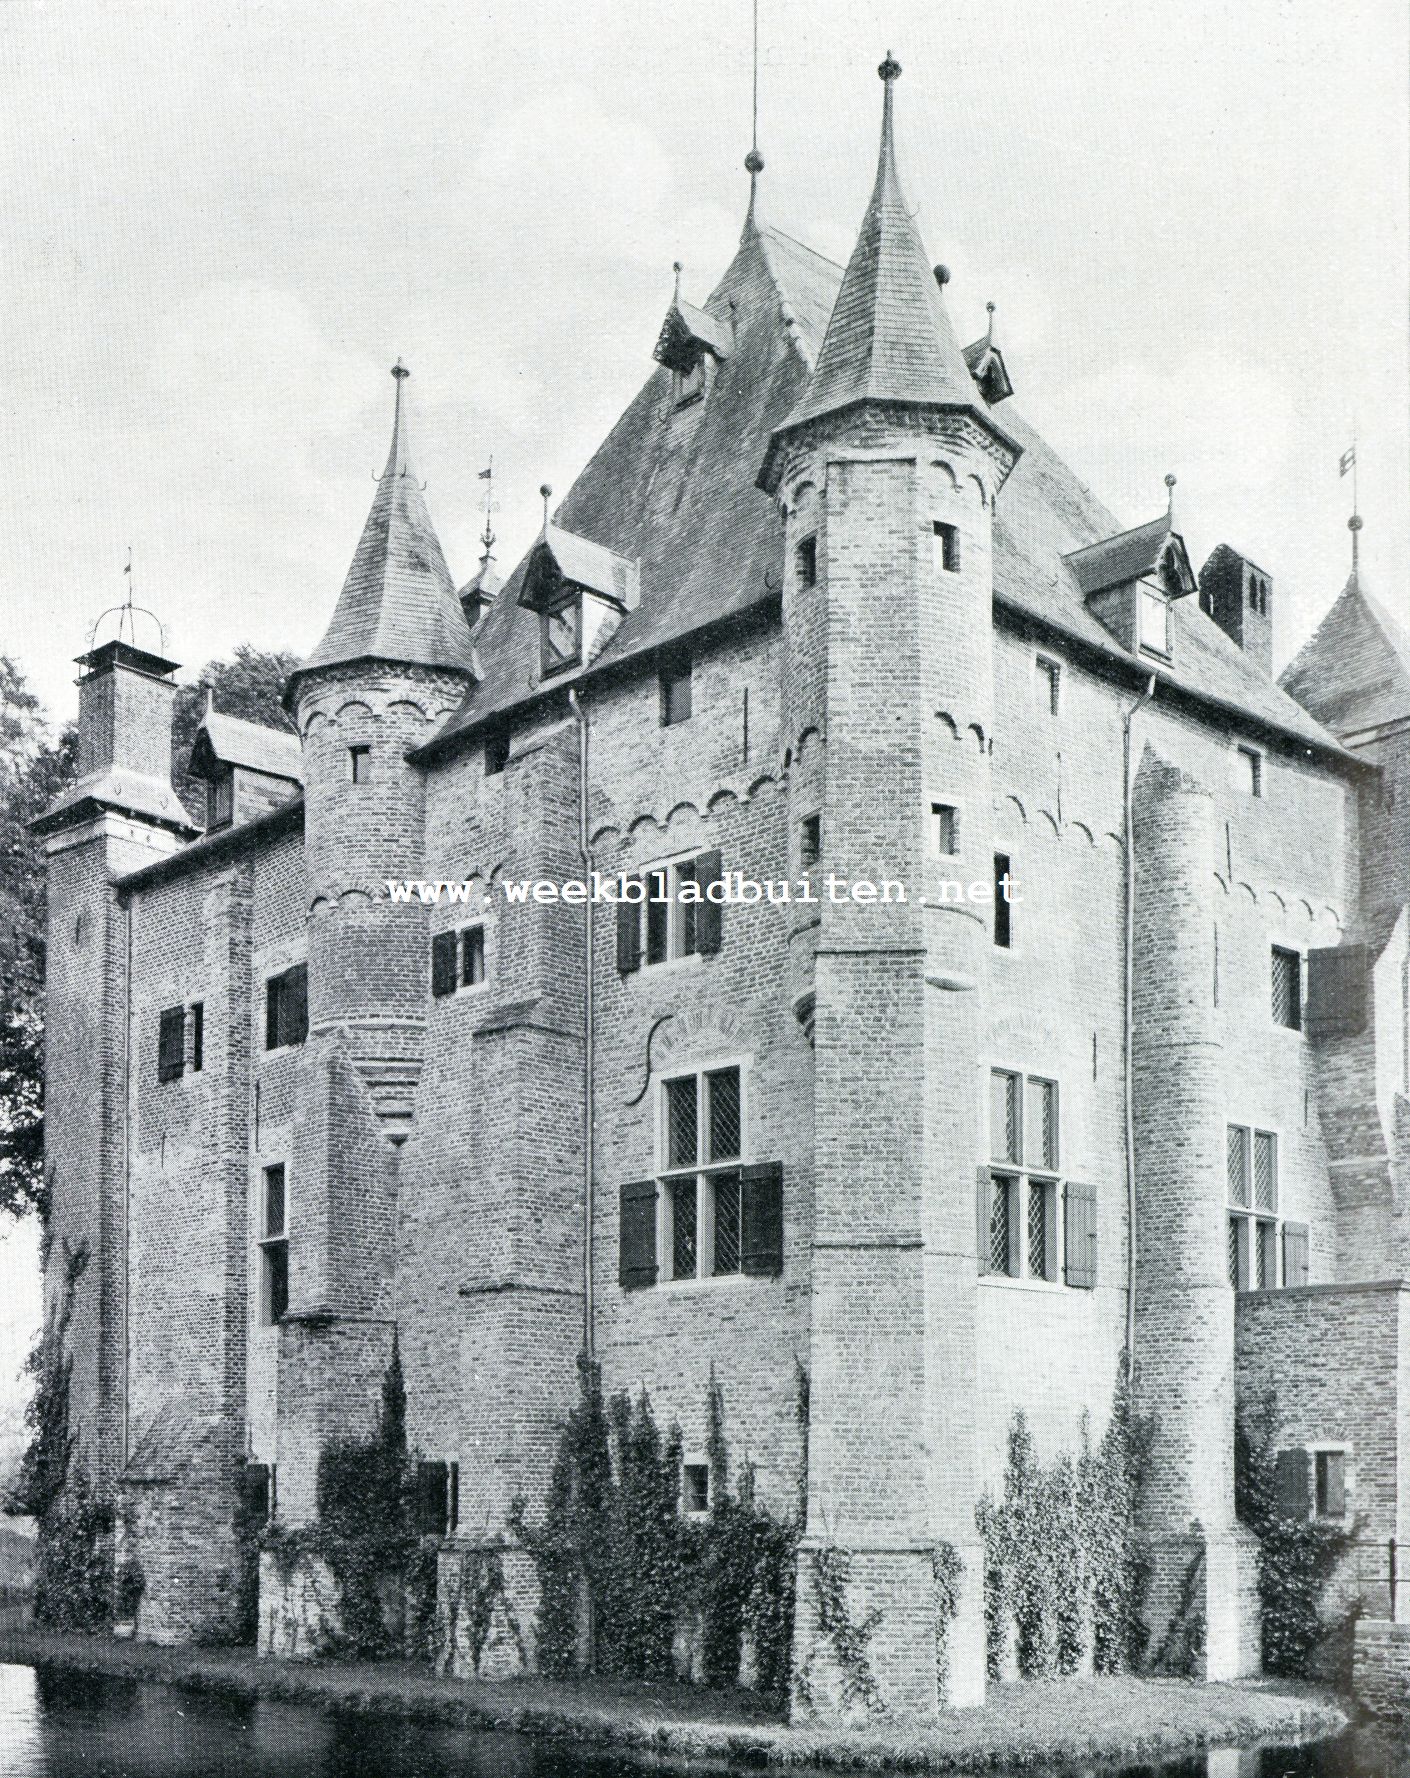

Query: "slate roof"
<box><xmin>770</xmin><ymin>61</ymin><xmax>1000</xmax><ymax>451</ymax></box>
<box><xmin>1279</xmin><ymin>569</ymin><xmax>1410</xmax><ymax>737</ymax></box>
<box><xmin>32</xmin><ymin>768</ymin><xmax>197</xmax><ymax>839</ymax></box>
<box><xmin>420</xmin><ymin>199</ymin><xmax>1351</xmax><ymax>766</ymax></box>
<box><xmin>292</xmin><ymin>368</ymin><xmax>477</xmax><ymax>690</ymax></box>
<box><xmin>1066</xmin><ymin>516</ymin><xmax>1183</xmax><ymax>597</ymax></box>
<box><xmin>655</xmin><ymin>297</ymin><xmax>735</xmax><ymax>370</ymax></box>
<box><xmin>191</xmin><ymin>709</ymin><xmax>303</xmax><ymax>783</ymax></box>
<box><xmin>524</xmin><ymin>524</ymin><xmax>640</xmax><ymax>610</ymax></box>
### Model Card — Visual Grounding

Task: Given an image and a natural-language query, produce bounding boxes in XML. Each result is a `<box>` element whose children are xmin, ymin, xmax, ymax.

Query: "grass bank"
<box><xmin>0</xmin><ymin>1625</ymin><xmax>1348</xmax><ymax>1772</ymax></box>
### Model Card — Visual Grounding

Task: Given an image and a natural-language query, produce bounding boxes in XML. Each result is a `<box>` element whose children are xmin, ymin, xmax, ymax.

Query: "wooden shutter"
<box><xmin>616</xmin><ymin>887</ymin><xmax>642</xmax><ymax>975</ymax></box>
<box><xmin>1305</xmin><ymin>944</ymin><xmax>1368</xmax><ymax>1040</ymax></box>
<box><xmin>158</xmin><ymin>1006</ymin><xmax>185</xmax><ymax>1082</ymax></box>
<box><xmin>976</xmin><ymin>1168</ymin><xmax>993</xmax><ymax>1275</ymax></box>
<box><xmin>282</xmin><ymin>965</ymin><xmax>308</xmax><ymax>1046</ymax></box>
<box><xmin>415</xmin><ymin>1461</ymin><xmax>449</xmax><ymax>1537</ymax></box>
<box><xmin>1275</xmin><ymin>1447</ymin><xmax>1310</xmax><ymax>1519</ymax></box>
<box><xmin>741</xmin><ymin>1161</ymin><xmax>784</xmax><ymax>1276</ymax></box>
<box><xmin>265</xmin><ymin>976</ymin><xmax>281</xmax><ymax>1050</ymax></box>
<box><xmin>1282</xmin><ymin>1221</ymin><xmax>1310</xmax><ymax>1288</ymax></box>
<box><xmin>695</xmin><ymin>849</ymin><xmax>724</xmax><ymax>956</ymax></box>
<box><xmin>1064</xmin><ymin>1181</ymin><xmax>1098</xmax><ymax>1289</ymax></box>
<box><xmin>618</xmin><ymin>1179</ymin><xmax>658</xmax><ymax>1289</ymax></box>
<box><xmin>431</xmin><ymin>930</ymin><xmax>457</xmax><ymax>997</ymax></box>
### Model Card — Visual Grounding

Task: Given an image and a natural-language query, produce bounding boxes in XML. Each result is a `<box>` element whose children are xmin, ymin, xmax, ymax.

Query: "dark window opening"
<box><xmin>993</xmin><ymin>853</ymin><xmax>1013</xmax><ymax>949</ymax></box>
<box><xmin>675</xmin><ymin>358</ymin><xmax>706</xmax><ymax>407</ymax></box>
<box><xmin>485</xmin><ymin>731</ymin><xmax>511</xmax><ymax>777</ymax></box>
<box><xmin>933</xmin><ymin>521</ymin><xmax>960</xmax><ymax>573</ymax></box>
<box><xmin>461</xmin><ymin>925</ymin><xmax>486</xmax><ymax>988</ymax></box>
<box><xmin>800</xmin><ymin>814</ymin><xmax>821</xmax><ymax>868</ymax></box>
<box><xmin>683</xmin><ymin>1463</ymin><xmax>710</xmax><ymax>1515</ymax></box>
<box><xmin>1315</xmin><ymin>1450</ymin><xmax>1346</xmax><ymax>1519</ymax></box>
<box><xmin>190</xmin><ymin>1002</ymin><xmax>204</xmax><ymax>1073</ymax></box>
<box><xmin>1272</xmin><ymin>947</ymin><xmax>1302</xmax><ymax>1030</ymax></box>
<box><xmin>1238</xmin><ymin>745</ymin><xmax>1263</xmax><ymax>797</ymax></box>
<box><xmin>265</xmin><ymin>965</ymin><xmax>308</xmax><ymax>1050</ymax></box>
<box><xmin>260</xmin><ymin>1164</ymin><xmax>289</xmax><ymax>1326</ymax></box>
<box><xmin>796</xmin><ymin>535</ymin><xmax>818</xmax><ymax>589</ymax></box>
<box><xmin>541</xmin><ymin>597</ymin><xmax>581</xmax><ymax>676</ymax></box>
<box><xmin>931</xmin><ymin>803</ymin><xmax>958</xmax><ymax>856</ymax></box>
<box><xmin>349</xmin><ymin>745</ymin><xmax>371</xmax><ymax>784</ymax></box>
<box><xmin>206</xmin><ymin>771</ymin><xmax>234</xmax><ymax>832</ymax></box>
<box><xmin>158</xmin><ymin>1006</ymin><xmax>185</xmax><ymax>1083</ymax></box>
<box><xmin>1036</xmin><ymin>655</ymin><xmax>1061</xmax><ymax>715</ymax></box>
<box><xmin>660</xmin><ymin>655</ymin><xmax>693</xmax><ymax>727</ymax></box>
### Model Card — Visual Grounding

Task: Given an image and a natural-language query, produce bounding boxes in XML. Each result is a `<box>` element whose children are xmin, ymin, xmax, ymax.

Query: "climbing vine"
<box><xmin>1236</xmin><ymin>1388</ymin><xmax>1356</xmax><ymax>1679</ymax></box>
<box><xmin>5</xmin><ymin>1238</ymin><xmax>111</xmax><ymax>1631</ymax></box>
<box><xmin>794</xmin><ymin>1542</ymin><xmax>883</xmax><ymax>1716</ymax></box>
<box><xmin>512</xmin><ymin>1357</ymin><xmax>802</xmax><ymax>1696</ymax></box>
<box><xmin>977</xmin><ymin>1366</ymin><xmax>1154</xmax><ymax>1680</ymax></box>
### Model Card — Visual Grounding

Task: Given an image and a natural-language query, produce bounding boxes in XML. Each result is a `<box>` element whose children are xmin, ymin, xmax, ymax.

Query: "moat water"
<box><xmin>0</xmin><ymin>1662</ymin><xmax>1397</xmax><ymax>1778</ymax></box>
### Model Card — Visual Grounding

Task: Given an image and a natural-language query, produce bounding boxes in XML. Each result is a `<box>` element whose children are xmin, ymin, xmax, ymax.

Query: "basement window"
<box><xmin>933</xmin><ymin>522</ymin><xmax>960</xmax><ymax>573</ymax></box>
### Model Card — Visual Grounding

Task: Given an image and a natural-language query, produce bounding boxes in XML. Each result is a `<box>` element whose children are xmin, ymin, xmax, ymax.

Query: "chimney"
<box><xmin>75</xmin><ymin>639</ymin><xmax>181</xmax><ymax>782</ymax></box>
<box><xmin>1198</xmin><ymin>545</ymin><xmax>1273</xmax><ymax>675</ymax></box>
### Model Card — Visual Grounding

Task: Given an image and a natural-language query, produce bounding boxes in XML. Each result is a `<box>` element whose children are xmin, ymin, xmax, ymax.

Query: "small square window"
<box><xmin>1036</xmin><ymin>656</ymin><xmax>1061</xmax><ymax>715</ymax></box>
<box><xmin>796</xmin><ymin>535</ymin><xmax>818</xmax><ymax>589</ymax></box>
<box><xmin>461</xmin><ymin>925</ymin><xmax>486</xmax><ymax>988</ymax></box>
<box><xmin>682</xmin><ymin>1462</ymin><xmax>710</xmax><ymax>1516</ymax></box>
<box><xmin>660</xmin><ymin>655</ymin><xmax>692</xmax><ymax>727</ymax></box>
<box><xmin>349</xmin><ymin>745</ymin><xmax>371</xmax><ymax>784</ymax></box>
<box><xmin>485</xmin><ymin>731</ymin><xmax>510</xmax><ymax>777</ymax></box>
<box><xmin>993</xmin><ymin>853</ymin><xmax>1013</xmax><ymax>949</ymax></box>
<box><xmin>931</xmin><ymin>803</ymin><xmax>958</xmax><ymax>857</ymax></box>
<box><xmin>1238</xmin><ymin>746</ymin><xmax>1263</xmax><ymax>798</ymax></box>
<box><xmin>933</xmin><ymin>521</ymin><xmax>960</xmax><ymax>573</ymax></box>
<box><xmin>800</xmin><ymin>814</ymin><xmax>821</xmax><ymax>868</ymax></box>
<box><xmin>1272</xmin><ymin>948</ymin><xmax>1301</xmax><ymax>1030</ymax></box>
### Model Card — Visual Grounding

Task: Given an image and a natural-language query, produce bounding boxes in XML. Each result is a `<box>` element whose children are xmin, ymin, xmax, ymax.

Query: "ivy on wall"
<box><xmin>512</xmin><ymin>1357</ymin><xmax>802</xmax><ymax>1699</ymax></box>
<box><xmin>977</xmin><ymin>1368</ymin><xmax>1154</xmax><ymax>1681</ymax></box>
<box><xmin>5</xmin><ymin>1238</ymin><xmax>112</xmax><ymax>1631</ymax></box>
<box><xmin>1236</xmin><ymin>1388</ymin><xmax>1356</xmax><ymax>1679</ymax></box>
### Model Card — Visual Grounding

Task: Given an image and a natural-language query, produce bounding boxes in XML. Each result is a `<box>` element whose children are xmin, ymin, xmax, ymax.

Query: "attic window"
<box><xmin>540</xmin><ymin>594</ymin><xmax>581</xmax><ymax>677</ymax></box>
<box><xmin>675</xmin><ymin>358</ymin><xmax>707</xmax><ymax>407</ymax></box>
<box><xmin>206</xmin><ymin>770</ymin><xmax>234</xmax><ymax>832</ymax></box>
<box><xmin>1138</xmin><ymin>585</ymin><xmax>1171</xmax><ymax>657</ymax></box>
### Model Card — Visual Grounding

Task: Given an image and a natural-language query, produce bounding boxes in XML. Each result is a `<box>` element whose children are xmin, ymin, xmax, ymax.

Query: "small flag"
<box><xmin>1340</xmin><ymin>446</ymin><xmax>1356</xmax><ymax>477</ymax></box>
<box><xmin>477</xmin><ymin>465</ymin><xmax>493</xmax><ymax>480</ymax></box>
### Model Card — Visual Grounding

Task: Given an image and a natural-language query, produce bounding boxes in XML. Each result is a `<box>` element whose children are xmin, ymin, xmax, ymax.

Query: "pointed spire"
<box><xmin>294</xmin><ymin>362</ymin><xmax>477</xmax><ymax>689</ymax></box>
<box><xmin>1349</xmin><ymin>512</ymin><xmax>1363</xmax><ymax>581</ymax></box>
<box><xmin>760</xmin><ymin>51</ymin><xmax>1016</xmax><ymax>482</ymax></box>
<box><xmin>742</xmin><ymin>0</ymin><xmax>765</xmax><ymax>234</ymax></box>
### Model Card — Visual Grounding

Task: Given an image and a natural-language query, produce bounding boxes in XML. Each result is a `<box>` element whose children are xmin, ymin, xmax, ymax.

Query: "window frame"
<box><xmin>1236</xmin><ymin>744</ymin><xmax>1264</xmax><ymax>798</ymax></box>
<box><xmin>264</xmin><ymin>963</ymin><xmax>309</xmax><ymax>1051</ymax></box>
<box><xmin>634</xmin><ymin>850</ymin><xmax>706</xmax><ymax>972</ymax></box>
<box><xmin>206</xmin><ymin>769</ymin><xmax>234</xmax><ymax>833</ymax></box>
<box><xmin>158</xmin><ymin>1005</ymin><xmax>186</xmax><ymax>1084</ymax></box>
<box><xmin>1313</xmin><ymin>1447</ymin><xmax>1349</xmax><ymax>1523</ymax></box>
<box><xmin>1227</xmin><ymin>1121</ymin><xmax>1282</xmax><ymax>1290</ymax></box>
<box><xmin>986</xmin><ymin>1068</ymin><xmax>1064</xmax><ymax>1285</ymax></box>
<box><xmin>1137</xmin><ymin>583</ymin><xmax>1171</xmax><ymax>658</ymax></box>
<box><xmin>258</xmin><ymin>1161</ymin><xmax>290</xmax><ymax>1327</ymax></box>
<box><xmin>1271</xmin><ymin>945</ymin><xmax>1303</xmax><ymax>1032</ymax></box>
<box><xmin>656</xmin><ymin>1060</ymin><xmax>748</xmax><ymax>1285</ymax></box>
<box><xmin>681</xmin><ymin>1460</ymin><xmax>711</xmax><ymax>1518</ymax></box>
<box><xmin>674</xmin><ymin>357</ymin><xmax>707</xmax><ymax>408</ymax></box>
<box><xmin>993</xmin><ymin>853</ymin><xmax>1015</xmax><ymax>951</ymax></box>
<box><xmin>540</xmin><ymin>592</ymin><xmax>582</xmax><ymax>678</ymax></box>
<box><xmin>800</xmin><ymin>813</ymin><xmax>821</xmax><ymax>869</ymax></box>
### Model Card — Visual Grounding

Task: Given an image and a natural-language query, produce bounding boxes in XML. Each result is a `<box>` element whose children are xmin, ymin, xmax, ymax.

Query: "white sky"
<box><xmin>0</xmin><ymin>1</ymin><xmax>1407</xmax><ymax>1410</ymax></box>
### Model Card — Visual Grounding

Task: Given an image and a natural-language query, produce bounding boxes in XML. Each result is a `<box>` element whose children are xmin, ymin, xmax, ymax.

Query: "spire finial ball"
<box><xmin>1349</xmin><ymin>514</ymin><xmax>1364</xmax><ymax>532</ymax></box>
<box><xmin>391</xmin><ymin>359</ymin><xmax>410</xmax><ymax>382</ymax></box>
<box><xmin>878</xmin><ymin>50</ymin><xmax>902</xmax><ymax>82</ymax></box>
<box><xmin>744</xmin><ymin>148</ymin><xmax>764</xmax><ymax>175</ymax></box>
<box><xmin>1165</xmin><ymin>473</ymin><xmax>1177</xmax><ymax>491</ymax></box>
<box><xmin>539</xmin><ymin>484</ymin><xmax>553</xmax><ymax>501</ymax></box>
<box><xmin>987</xmin><ymin>301</ymin><xmax>996</xmax><ymax>314</ymax></box>
<box><xmin>933</xmin><ymin>264</ymin><xmax>951</xmax><ymax>288</ymax></box>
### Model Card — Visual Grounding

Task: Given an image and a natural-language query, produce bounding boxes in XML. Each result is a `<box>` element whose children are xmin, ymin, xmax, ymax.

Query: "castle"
<box><xmin>32</xmin><ymin>52</ymin><xmax>1410</xmax><ymax>1715</ymax></box>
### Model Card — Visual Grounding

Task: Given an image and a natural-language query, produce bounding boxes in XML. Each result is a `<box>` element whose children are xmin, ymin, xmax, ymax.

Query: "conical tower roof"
<box><xmin>295</xmin><ymin>363</ymin><xmax>476</xmax><ymax>689</ymax></box>
<box><xmin>757</xmin><ymin>50</ymin><xmax>1015</xmax><ymax>503</ymax></box>
<box><xmin>1280</xmin><ymin>520</ymin><xmax>1410</xmax><ymax>736</ymax></box>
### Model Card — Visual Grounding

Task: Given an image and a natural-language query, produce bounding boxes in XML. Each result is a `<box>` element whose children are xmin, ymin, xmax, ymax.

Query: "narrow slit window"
<box><xmin>796</xmin><ymin>535</ymin><xmax>818</xmax><ymax>589</ymax></box>
<box><xmin>993</xmin><ymin>853</ymin><xmax>1013</xmax><ymax>949</ymax></box>
<box><xmin>1036</xmin><ymin>656</ymin><xmax>1061</xmax><ymax>715</ymax></box>
<box><xmin>1238</xmin><ymin>746</ymin><xmax>1263</xmax><ymax>798</ymax></box>
<box><xmin>349</xmin><ymin>745</ymin><xmax>371</xmax><ymax>784</ymax></box>
<box><xmin>800</xmin><ymin>814</ymin><xmax>821</xmax><ymax>868</ymax></box>
<box><xmin>660</xmin><ymin>655</ymin><xmax>693</xmax><ymax>727</ymax></box>
<box><xmin>461</xmin><ymin>925</ymin><xmax>486</xmax><ymax>988</ymax></box>
<box><xmin>933</xmin><ymin>521</ymin><xmax>960</xmax><ymax>573</ymax></box>
<box><xmin>1272</xmin><ymin>947</ymin><xmax>1302</xmax><ymax>1030</ymax></box>
<box><xmin>931</xmin><ymin>803</ymin><xmax>958</xmax><ymax>857</ymax></box>
<box><xmin>190</xmin><ymin>1002</ymin><xmax>204</xmax><ymax>1074</ymax></box>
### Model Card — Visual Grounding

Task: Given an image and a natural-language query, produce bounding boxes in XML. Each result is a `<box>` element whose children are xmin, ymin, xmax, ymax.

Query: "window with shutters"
<box><xmin>158</xmin><ymin>1006</ymin><xmax>186</xmax><ymax>1083</ymax></box>
<box><xmin>264</xmin><ymin>964</ymin><xmax>308</xmax><ymax>1050</ymax></box>
<box><xmin>431</xmin><ymin>925</ymin><xmax>489</xmax><ymax>997</ymax></box>
<box><xmin>633</xmin><ymin>1063</ymin><xmax>783</xmax><ymax>1286</ymax></box>
<box><xmin>617</xmin><ymin>850</ymin><xmax>723</xmax><ymax>973</ymax></box>
<box><xmin>1226</xmin><ymin>1123</ymin><xmax>1284</xmax><ymax>1289</ymax></box>
<box><xmin>1271</xmin><ymin>946</ymin><xmax>1303</xmax><ymax>1031</ymax></box>
<box><xmin>985</xmin><ymin>1069</ymin><xmax>1064</xmax><ymax>1283</ymax></box>
<box><xmin>259</xmin><ymin>1163</ymin><xmax>289</xmax><ymax>1325</ymax></box>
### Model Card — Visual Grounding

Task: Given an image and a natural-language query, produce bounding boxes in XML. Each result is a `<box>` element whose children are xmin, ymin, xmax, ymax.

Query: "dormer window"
<box><xmin>206</xmin><ymin>769</ymin><xmax>234</xmax><ymax>832</ymax></box>
<box><xmin>674</xmin><ymin>358</ymin><xmax>707</xmax><ymax>407</ymax></box>
<box><xmin>541</xmin><ymin>594</ymin><xmax>581</xmax><ymax>677</ymax></box>
<box><xmin>1138</xmin><ymin>585</ymin><xmax>1171</xmax><ymax>657</ymax></box>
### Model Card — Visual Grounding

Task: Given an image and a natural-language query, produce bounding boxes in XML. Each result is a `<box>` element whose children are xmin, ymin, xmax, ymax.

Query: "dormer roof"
<box><xmin>654</xmin><ymin>295</ymin><xmax>735</xmax><ymax>374</ymax></box>
<box><xmin>290</xmin><ymin>364</ymin><xmax>477</xmax><ymax>697</ymax></box>
<box><xmin>189</xmin><ymin>708</ymin><xmax>302</xmax><ymax>785</ymax></box>
<box><xmin>519</xmin><ymin>522</ymin><xmax>640</xmax><ymax>613</ymax></box>
<box><xmin>1065</xmin><ymin>517</ymin><xmax>1196</xmax><ymax>600</ymax></box>
<box><xmin>963</xmin><ymin>333</ymin><xmax>1014</xmax><ymax>406</ymax></box>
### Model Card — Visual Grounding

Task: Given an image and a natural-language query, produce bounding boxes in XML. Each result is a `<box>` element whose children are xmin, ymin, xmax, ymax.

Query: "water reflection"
<box><xmin>0</xmin><ymin>1663</ymin><xmax>1395</xmax><ymax>1778</ymax></box>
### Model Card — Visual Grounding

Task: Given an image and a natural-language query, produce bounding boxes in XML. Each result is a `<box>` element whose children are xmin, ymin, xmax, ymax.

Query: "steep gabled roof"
<box><xmin>292</xmin><ymin>364</ymin><xmax>476</xmax><ymax>692</ymax></box>
<box><xmin>1280</xmin><ymin>560</ymin><xmax>1410</xmax><ymax>737</ymax></box>
<box><xmin>190</xmin><ymin>708</ymin><xmax>302</xmax><ymax>783</ymax></box>
<box><xmin>1066</xmin><ymin>517</ymin><xmax>1195</xmax><ymax>599</ymax></box>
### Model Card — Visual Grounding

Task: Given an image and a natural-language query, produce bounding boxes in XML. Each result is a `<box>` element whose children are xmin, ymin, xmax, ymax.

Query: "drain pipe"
<box><xmin>567</xmin><ymin>689</ymin><xmax>595</xmax><ymax>1359</ymax></box>
<box><xmin>1122</xmin><ymin>674</ymin><xmax>1157</xmax><ymax>1380</ymax></box>
<box><xmin>121</xmin><ymin>896</ymin><xmax>134</xmax><ymax>1469</ymax></box>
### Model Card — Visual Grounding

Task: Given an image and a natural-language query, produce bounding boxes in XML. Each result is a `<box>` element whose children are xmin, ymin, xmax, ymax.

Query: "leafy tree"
<box><xmin>0</xmin><ymin>646</ymin><xmax>298</xmax><ymax>1224</ymax></box>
